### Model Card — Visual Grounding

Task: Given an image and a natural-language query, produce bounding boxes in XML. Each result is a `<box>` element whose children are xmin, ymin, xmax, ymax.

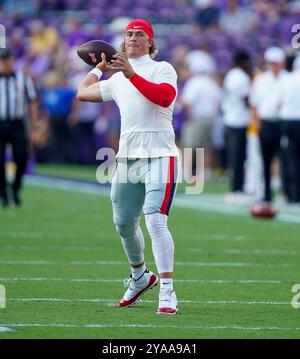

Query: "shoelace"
<box><xmin>123</xmin><ymin>270</ymin><xmax>148</xmax><ymax>288</ymax></box>
<box><xmin>123</xmin><ymin>277</ymin><xmax>134</xmax><ymax>289</ymax></box>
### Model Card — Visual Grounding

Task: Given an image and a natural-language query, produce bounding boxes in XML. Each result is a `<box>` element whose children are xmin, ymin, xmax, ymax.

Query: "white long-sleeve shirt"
<box><xmin>99</xmin><ymin>54</ymin><xmax>179</xmax><ymax>158</ymax></box>
<box><xmin>250</xmin><ymin>70</ymin><xmax>288</xmax><ymax>120</ymax></box>
<box><xmin>222</xmin><ymin>67</ymin><xmax>251</xmax><ymax>128</ymax></box>
<box><xmin>182</xmin><ymin>74</ymin><xmax>221</xmax><ymax>120</ymax></box>
<box><xmin>278</xmin><ymin>71</ymin><xmax>300</xmax><ymax>120</ymax></box>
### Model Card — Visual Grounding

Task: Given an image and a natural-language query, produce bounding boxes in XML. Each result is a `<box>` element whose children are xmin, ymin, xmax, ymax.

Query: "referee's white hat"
<box><xmin>264</xmin><ymin>47</ymin><xmax>286</xmax><ymax>63</ymax></box>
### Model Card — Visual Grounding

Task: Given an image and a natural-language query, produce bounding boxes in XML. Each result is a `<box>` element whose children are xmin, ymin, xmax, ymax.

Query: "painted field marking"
<box><xmin>2</xmin><ymin>245</ymin><xmax>296</xmax><ymax>256</ymax></box>
<box><xmin>0</xmin><ymin>327</ymin><xmax>13</xmax><ymax>332</ymax></box>
<box><xmin>0</xmin><ymin>277</ymin><xmax>287</xmax><ymax>284</ymax></box>
<box><xmin>0</xmin><ymin>245</ymin><xmax>104</xmax><ymax>252</ymax></box>
<box><xmin>0</xmin><ymin>260</ymin><xmax>291</xmax><ymax>268</ymax></box>
<box><xmin>7</xmin><ymin>298</ymin><xmax>293</xmax><ymax>305</ymax></box>
<box><xmin>2</xmin><ymin>323</ymin><xmax>300</xmax><ymax>332</ymax></box>
<box><xmin>188</xmin><ymin>248</ymin><xmax>297</xmax><ymax>256</ymax></box>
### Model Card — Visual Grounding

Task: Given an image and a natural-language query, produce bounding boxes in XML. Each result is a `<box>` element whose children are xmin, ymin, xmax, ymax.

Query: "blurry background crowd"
<box><xmin>1</xmin><ymin>0</ymin><xmax>300</xmax><ymax>204</ymax></box>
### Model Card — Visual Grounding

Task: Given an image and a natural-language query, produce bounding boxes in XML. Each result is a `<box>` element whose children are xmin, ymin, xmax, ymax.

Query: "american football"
<box><xmin>77</xmin><ymin>40</ymin><xmax>117</xmax><ymax>66</ymax></box>
<box><xmin>250</xmin><ymin>202</ymin><xmax>277</xmax><ymax>219</ymax></box>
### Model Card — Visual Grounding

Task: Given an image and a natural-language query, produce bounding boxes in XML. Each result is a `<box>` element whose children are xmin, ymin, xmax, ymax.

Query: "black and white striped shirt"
<box><xmin>0</xmin><ymin>71</ymin><xmax>37</xmax><ymax>121</ymax></box>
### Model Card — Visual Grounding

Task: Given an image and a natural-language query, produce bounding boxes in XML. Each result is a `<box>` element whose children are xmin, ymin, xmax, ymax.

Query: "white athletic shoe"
<box><xmin>119</xmin><ymin>269</ymin><xmax>158</xmax><ymax>308</ymax></box>
<box><xmin>156</xmin><ymin>288</ymin><xmax>178</xmax><ymax>315</ymax></box>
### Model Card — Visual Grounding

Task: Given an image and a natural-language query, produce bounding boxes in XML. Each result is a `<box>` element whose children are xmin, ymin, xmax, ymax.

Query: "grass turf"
<box><xmin>0</xmin><ymin>175</ymin><xmax>300</xmax><ymax>338</ymax></box>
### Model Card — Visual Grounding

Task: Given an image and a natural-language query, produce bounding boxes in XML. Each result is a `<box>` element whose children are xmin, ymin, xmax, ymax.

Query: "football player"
<box><xmin>77</xmin><ymin>19</ymin><xmax>179</xmax><ymax>314</ymax></box>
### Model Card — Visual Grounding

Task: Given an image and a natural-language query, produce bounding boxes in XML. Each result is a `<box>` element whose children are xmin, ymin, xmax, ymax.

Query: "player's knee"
<box><xmin>115</xmin><ymin>223</ymin><xmax>137</xmax><ymax>239</ymax></box>
<box><xmin>145</xmin><ymin>212</ymin><xmax>168</xmax><ymax>236</ymax></box>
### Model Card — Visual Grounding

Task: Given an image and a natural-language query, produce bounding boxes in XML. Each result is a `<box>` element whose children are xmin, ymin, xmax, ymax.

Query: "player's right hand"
<box><xmin>97</xmin><ymin>53</ymin><xmax>113</xmax><ymax>73</ymax></box>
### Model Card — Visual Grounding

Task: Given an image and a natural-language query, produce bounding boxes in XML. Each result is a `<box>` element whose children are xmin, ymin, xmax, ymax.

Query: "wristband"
<box><xmin>89</xmin><ymin>68</ymin><xmax>103</xmax><ymax>80</ymax></box>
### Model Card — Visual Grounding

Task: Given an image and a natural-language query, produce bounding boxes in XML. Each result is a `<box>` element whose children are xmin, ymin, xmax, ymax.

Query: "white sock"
<box><xmin>145</xmin><ymin>212</ymin><xmax>174</xmax><ymax>273</ymax></box>
<box><xmin>131</xmin><ymin>263</ymin><xmax>146</xmax><ymax>280</ymax></box>
<box><xmin>160</xmin><ymin>278</ymin><xmax>173</xmax><ymax>291</ymax></box>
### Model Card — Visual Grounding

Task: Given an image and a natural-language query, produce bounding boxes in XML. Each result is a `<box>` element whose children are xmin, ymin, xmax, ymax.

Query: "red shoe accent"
<box><xmin>119</xmin><ymin>274</ymin><xmax>158</xmax><ymax>308</ymax></box>
<box><xmin>157</xmin><ymin>306</ymin><xmax>178</xmax><ymax>315</ymax></box>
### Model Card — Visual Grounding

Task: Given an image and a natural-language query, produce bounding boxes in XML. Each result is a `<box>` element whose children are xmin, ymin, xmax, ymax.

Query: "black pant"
<box><xmin>259</xmin><ymin>120</ymin><xmax>281</xmax><ymax>202</ymax></box>
<box><xmin>79</xmin><ymin>122</ymin><xmax>97</xmax><ymax>164</ymax></box>
<box><xmin>46</xmin><ymin>115</ymin><xmax>72</xmax><ymax>163</ymax></box>
<box><xmin>0</xmin><ymin>121</ymin><xmax>28</xmax><ymax>196</ymax></box>
<box><xmin>281</xmin><ymin>121</ymin><xmax>300</xmax><ymax>203</ymax></box>
<box><xmin>225</xmin><ymin>126</ymin><xmax>247</xmax><ymax>192</ymax></box>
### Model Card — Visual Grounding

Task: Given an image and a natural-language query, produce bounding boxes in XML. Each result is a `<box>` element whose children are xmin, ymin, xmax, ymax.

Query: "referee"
<box><xmin>0</xmin><ymin>48</ymin><xmax>38</xmax><ymax>208</ymax></box>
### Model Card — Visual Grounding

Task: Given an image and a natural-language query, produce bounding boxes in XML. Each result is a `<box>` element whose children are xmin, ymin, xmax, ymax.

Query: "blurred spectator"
<box><xmin>64</xmin><ymin>19</ymin><xmax>89</xmax><ymax>47</ymax></box>
<box><xmin>211</xmin><ymin>113</ymin><xmax>226</xmax><ymax>175</ymax></box>
<box><xmin>68</xmin><ymin>68</ymin><xmax>101</xmax><ymax>164</ymax></box>
<box><xmin>109</xmin><ymin>16</ymin><xmax>133</xmax><ymax>51</ymax></box>
<box><xmin>172</xmin><ymin>60</ymin><xmax>190</xmax><ymax>145</ymax></box>
<box><xmin>102</xmin><ymin>102</ymin><xmax>120</xmax><ymax>154</ymax></box>
<box><xmin>29</xmin><ymin>20</ymin><xmax>59</xmax><ymax>55</ymax></box>
<box><xmin>186</xmin><ymin>49</ymin><xmax>216</xmax><ymax>76</ymax></box>
<box><xmin>68</xmin><ymin>100</ymin><xmax>100</xmax><ymax>164</ymax></box>
<box><xmin>13</xmin><ymin>20</ymin><xmax>61</xmax><ymax>82</ymax></box>
<box><xmin>219</xmin><ymin>0</ymin><xmax>256</xmax><ymax>35</ymax></box>
<box><xmin>194</xmin><ymin>0</ymin><xmax>220</xmax><ymax>29</ymax></box>
<box><xmin>250</xmin><ymin>46</ymin><xmax>288</xmax><ymax>203</ymax></box>
<box><xmin>243</xmin><ymin>117</ymin><xmax>264</xmax><ymax>200</ymax></box>
<box><xmin>42</xmin><ymin>70</ymin><xmax>76</xmax><ymax>163</ymax></box>
<box><xmin>181</xmin><ymin>50</ymin><xmax>221</xmax><ymax>181</ymax></box>
<box><xmin>18</xmin><ymin>49</ymin><xmax>52</xmax><ymax>81</ymax></box>
<box><xmin>171</xmin><ymin>44</ymin><xmax>189</xmax><ymax>64</ymax></box>
<box><xmin>279</xmin><ymin>55</ymin><xmax>300</xmax><ymax>204</ymax></box>
<box><xmin>3</xmin><ymin>0</ymin><xmax>39</xmax><ymax>16</ymax></box>
<box><xmin>222</xmin><ymin>50</ymin><xmax>253</xmax><ymax>195</ymax></box>
<box><xmin>10</xmin><ymin>28</ymin><xmax>25</xmax><ymax>59</ymax></box>
<box><xmin>254</xmin><ymin>0</ymin><xmax>283</xmax><ymax>22</ymax></box>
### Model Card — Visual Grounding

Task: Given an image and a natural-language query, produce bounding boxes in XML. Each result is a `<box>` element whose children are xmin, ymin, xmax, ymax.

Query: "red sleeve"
<box><xmin>130</xmin><ymin>73</ymin><xmax>176</xmax><ymax>108</ymax></box>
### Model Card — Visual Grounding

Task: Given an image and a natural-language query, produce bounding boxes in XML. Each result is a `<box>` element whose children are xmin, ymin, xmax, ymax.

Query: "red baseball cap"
<box><xmin>125</xmin><ymin>19</ymin><xmax>154</xmax><ymax>43</ymax></box>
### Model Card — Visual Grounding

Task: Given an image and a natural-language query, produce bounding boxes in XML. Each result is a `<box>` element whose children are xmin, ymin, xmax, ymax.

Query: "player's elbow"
<box><xmin>161</xmin><ymin>85</ymin><xmax>176</xmax><ymax>107</ymax></box>
<box><xmin>161</xmin><ymin>98</ymin><xmax>173</xmax><ymax>108</ymax></box>
<box><xmin>76</xmin><ymin>85</ymin><xmax>102</xmax><ymax>103</ymax></box>
<box><xmin>161</xmin><ymin>91</ymin><xmax>176</xmax><ymax>107</ymax></box>
<box><xmin>76</xmin><ymin>90</ymin><xmax>86</xmax><ymax>102</ymax></box>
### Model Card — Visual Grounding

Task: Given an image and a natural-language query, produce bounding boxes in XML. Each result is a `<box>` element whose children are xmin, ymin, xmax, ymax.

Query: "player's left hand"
<box><xmin>111</xmin><ymin>53</ymin><xmax>135</xmax><ymax>79</ymax></box>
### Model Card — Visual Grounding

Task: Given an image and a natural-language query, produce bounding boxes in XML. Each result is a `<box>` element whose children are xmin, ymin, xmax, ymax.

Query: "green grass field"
<box><xmin>0</xmin><ymin>166</ymin><xmax>300</xmax><ymax>339</ymax></box>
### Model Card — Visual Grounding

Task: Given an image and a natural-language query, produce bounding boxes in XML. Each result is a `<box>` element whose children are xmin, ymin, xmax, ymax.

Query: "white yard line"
<box><xmin>6</xmin><ymin>298</ymin><xmax>292</xmax><ymax>305</ymax></box>
<box><xmin>188</xmin><ymin>248</ymin><xmax>297</xmax><ymax>255</ymax></box>
<box><xmin>1</xmin><ymin>323</ymin><xmax>300</xmax><ymax>332</ymax></box>
<box><xmin>1</xmin><ymin>245</ymin><xmax>295</xmax><ymax>256</ymax></box>
<box><xmin>0</xmin><ymin>277</ymin><xmax>286</xmax><ymax>284</ymax></box>
<box><xmin>25</xmin><ymin>176</ymin><xmax>110</xmax><ymax>196</ymax></box>
<box><xmin>0</xmin><ymin>260</ymin><xmax>290</xmax><ymax>268</ymax></box>
<box><xmin>183</xmin><ymin>235</ymin><xmax>249</xmax><ymax>241</ymax></box>
<box><xmin>0</xmin><ymin>326</ymin><xmax>13</xmax><ymax>332</ymax></box>
<box><xmin>0</xmin><ymin>245</ymin><xmax>104</xmax><ymax>252</ymax></box>
<box><xmin>0</xmin><ymin>232</ymin><xmax>66</xmax><ymax>239</ymax></box>
<box><xmin>0</xmin><ymin>277</ymin><xmax>121</xmax><ymax>283</ymax></box>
